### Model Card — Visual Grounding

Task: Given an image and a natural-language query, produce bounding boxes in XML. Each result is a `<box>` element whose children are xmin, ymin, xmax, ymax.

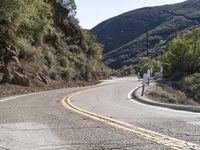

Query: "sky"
<box><xmin>75</xmin><ymin>0</ymin><xmax>186</xmax><ymax>29</ymax></box>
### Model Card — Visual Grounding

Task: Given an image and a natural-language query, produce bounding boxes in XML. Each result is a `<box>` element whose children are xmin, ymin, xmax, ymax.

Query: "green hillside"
<box><xmin>91</xmin><ymin>0</ymin><xmax>200</xmax><ymax>69</ymax></box>
<box><xmin>0</xmin><ymin>0</ymin><xmax>108</xmax><ymax>87</ymax></box>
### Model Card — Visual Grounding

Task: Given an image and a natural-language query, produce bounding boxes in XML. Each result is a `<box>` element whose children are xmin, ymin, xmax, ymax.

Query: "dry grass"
<box><xmin>146</xmin><ymin>83</ymin><xmax>199</xmax><ymax>106</ymax></box>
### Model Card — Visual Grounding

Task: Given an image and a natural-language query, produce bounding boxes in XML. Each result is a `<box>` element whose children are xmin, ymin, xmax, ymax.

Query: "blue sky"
<box><xmin>75</xmin><ymin>0</ymin><xmax>186</xmax><ymax>29</ymax></box>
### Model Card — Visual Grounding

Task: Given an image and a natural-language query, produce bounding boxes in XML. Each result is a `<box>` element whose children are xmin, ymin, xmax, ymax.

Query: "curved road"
<box><xmin>0</xmin><ymin>77</ymin><xmax>200</xmax><ymax>150</ymax></box>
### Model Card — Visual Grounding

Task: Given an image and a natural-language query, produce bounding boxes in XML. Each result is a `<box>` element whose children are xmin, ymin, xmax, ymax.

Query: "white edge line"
<box><xmin>0</xmin><ymin>79</ymin><xmax>116</xmax><ymax>103</ymax></box>
<box><xmin>0</xmin><ymin>90</ymin><xmax>52</xmax><ymax>102</ymax></box>
<box><xmin>127</xmin><ymin>86</ymin><xmax>200</xmax><ymax>115</ymax></box>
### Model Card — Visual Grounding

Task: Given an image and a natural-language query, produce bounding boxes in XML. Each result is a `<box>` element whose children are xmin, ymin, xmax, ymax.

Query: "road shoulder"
<box><xmin>131</xmin><ymin>84</ymin><xmax>200</xmax><ymax>113</ymax></box>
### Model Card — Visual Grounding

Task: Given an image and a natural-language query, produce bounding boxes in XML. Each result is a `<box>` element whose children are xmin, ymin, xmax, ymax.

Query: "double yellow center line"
<box><xmin>61</xmin><ymin>92</ymin><xmax>200</xmax><ymax>150</ymax></box>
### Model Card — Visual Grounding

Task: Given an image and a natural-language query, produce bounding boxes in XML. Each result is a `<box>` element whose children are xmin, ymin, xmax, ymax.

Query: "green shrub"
<box><xmin>120</xmin><ymin>65</ymin><xmax>135</xmax><ymax>76</ymax></box>
<box><xmin>163</xmin><ymin>28</ymin><xmax>200</xmax><ymax>77</ymax></box>
<box><xmin>18</xmin><ymin>43</ymin><xmax>37</xmax><ymax>61</ymax></box>
<box><xmin>59</xmin><ymin>57</ymin><xmax>69</xmax><ymax>68</ymax></box>
<box><xmin>83</xmin><ymin>31</ymin><xmax>103</xmax><ymax>61</ymax></box>
<box><xmin>0</xmin><ymin>0</ymin><xmax>108</xmax><ymax>86</ymax></box>
<box><xmin>184</xmin><ymin>73</ymin><xmax>200</xmax><ymax>102</ymax></box>
<box><xmin>0</xmin><ymin>0</ymin><xmax>53</xmax><ymax>47</ymax></box>
<box><xmin>0</xmin><ymin>73</ymin><xmax>3</xmax><ymax>82</ymax></box>
<box><xmin>139</xmin><ymin>57</ymin><xmax>161</xmax><ymax>77</ymax></box>
<box><xmin>62</xmin><ymin>67</ymin><xmax>76</xmax><ymax>81</ymax></box>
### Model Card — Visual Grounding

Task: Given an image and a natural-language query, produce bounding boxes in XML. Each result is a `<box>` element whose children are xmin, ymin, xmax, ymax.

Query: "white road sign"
<box><xmin>160</xmin><ymin>66</ymin><xmax>163</xmax><ymax>73</ymax></box>
<box><xmin>147</xmin><ymin>69</ymin><xmax>151</xmax><ymax>78</ymax></box>
<box><xmin>142</xmin><ymin>73</ymin><xmax>148</xmax><ymax>86</ymax></box>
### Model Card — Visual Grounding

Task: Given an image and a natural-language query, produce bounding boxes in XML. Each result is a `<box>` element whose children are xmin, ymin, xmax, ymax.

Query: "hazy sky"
<box><xmin>76</xmin><ymin>0</ymin><xmax>186</xmax><ymax>29</ymax></box>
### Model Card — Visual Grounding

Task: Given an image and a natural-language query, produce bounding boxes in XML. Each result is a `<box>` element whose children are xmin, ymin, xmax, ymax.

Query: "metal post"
<box><xmin>147</xmin><ymin>69</ymin><xmax>151</xmax><ymax>86</ymax></box>
<box><xmin>138</xmin><ymin>72</ymin><xmax>140</xmax><ymax>80</ymax></box>
<box><xmin>160</xmin><ymin>66</ymin><xmax>163</xmax><ymax>78</ymax></box>
<box><xmin>150</xmin><ymin>67</ymin><xmax>153</xmax><ymax>78</ymax></box>
<box><xmin>141</xmin><ymin>73</ymin><xmax>148</xmax><ymax>96</ymax></box>
<box><xmin>146</xmin><ymin>26</ymin><xmax>149</xmax><ymax>57</ymax></box>
<box><xmin>141</xmin><ymin>85</ymin><xmax>145</xmax><ymax>96</ymax></box>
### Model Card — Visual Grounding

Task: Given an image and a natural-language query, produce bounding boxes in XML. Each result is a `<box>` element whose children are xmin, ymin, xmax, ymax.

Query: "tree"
<box><xmin>0</xmin><ymin>0</ymin><xmax>52</xmax><ymax>40</ymax></box>
<box><xmin>83</xmin><ymin>32</ymin><xmax>103</xmax><ymax>61</ymax></box>
<box><xmin>59</xmin><ymin>0</ymin><xmax>77</xmax><ymax>15</ymax></box>
<box><xmin>70</xmin><ymin>0</ymin><xmax>77</xmax><ymax>11</ymax></box>
<box><xmin>139</xmin><ymin>57</ymin><xmax>161</xmax><ymax>77</ymax></box>
<box><xmin>163</xmin><ymin>28</ymin><xmax>200</xmax><ymax>77</ymax></box>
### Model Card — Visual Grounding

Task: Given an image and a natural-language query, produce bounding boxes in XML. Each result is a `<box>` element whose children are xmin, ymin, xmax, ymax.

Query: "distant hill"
<box><xmin>91</xmin><ymin>0</ymin><xmax>200</xmax><ymax>69</ymax></box>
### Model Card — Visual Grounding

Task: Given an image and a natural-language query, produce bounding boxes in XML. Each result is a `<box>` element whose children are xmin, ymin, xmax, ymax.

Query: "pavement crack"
<box><xmin>0</xmin><ymin>147</ymin><xmax>10</xmax><ymax>150</ymax></box>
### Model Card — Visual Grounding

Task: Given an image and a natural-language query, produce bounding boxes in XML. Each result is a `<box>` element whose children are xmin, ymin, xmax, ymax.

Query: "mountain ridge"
<box><xmin>91</xmin><ymin>0</ymin><xmax>200</xmax><ymax>69</ymax></box>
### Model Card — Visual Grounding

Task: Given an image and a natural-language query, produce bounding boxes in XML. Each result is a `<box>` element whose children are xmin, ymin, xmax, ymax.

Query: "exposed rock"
<box><xmin>12</xmin><ymin>72</ymin><xmax>30</xmax><ymax>86</ymax></box>
<box><xmin>33</xmin><ymin>73</ymin><xmax>50</xmax><ymax>84</ymax></box>
<box><xmin>12</xmin><ymin>56</ymin><xmax>20</xmax><ymax>66</ymax></box>
<box><xmin>38</xmin><ymin>73</ymin><xmax>50</xmax><ymax>84</ymax></box>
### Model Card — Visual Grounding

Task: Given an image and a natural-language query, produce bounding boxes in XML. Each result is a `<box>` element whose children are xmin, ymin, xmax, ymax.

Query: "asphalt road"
<box><xmin>0</xmin><ymin>77</ymin><xmax>200</xmax><ymax>150</ymax></box>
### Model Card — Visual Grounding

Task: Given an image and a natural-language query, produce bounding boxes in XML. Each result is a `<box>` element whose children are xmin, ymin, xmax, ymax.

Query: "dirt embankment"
<box><xmin>0</xmin><ymin>80</ymin><xmax>100</xmax><ymax>98</ymax></box>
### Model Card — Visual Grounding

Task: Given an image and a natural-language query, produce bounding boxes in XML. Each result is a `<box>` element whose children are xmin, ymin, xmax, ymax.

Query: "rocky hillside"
<box><xmin>0</xmin><ymin>0</ymin><xmax>108</xmax><ymax>89</ymax></box>
<box><xmin>91</xmin><ymin>0</ymin><xmax>200</xmax><ymax>69</ymax></box>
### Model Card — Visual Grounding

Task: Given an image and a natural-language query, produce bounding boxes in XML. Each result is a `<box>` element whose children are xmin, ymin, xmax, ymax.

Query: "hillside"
<box><xmin>0</xmin><ymin>0</ymin><xmax>108</xmax><ymax>94</ymax></box>
<box><xmin>91</xmin><ymin>0</ymin><xmax>200</xmax><ymax>69</ymax></box>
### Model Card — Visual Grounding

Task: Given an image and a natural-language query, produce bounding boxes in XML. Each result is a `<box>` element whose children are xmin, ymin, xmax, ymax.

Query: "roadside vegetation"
<box><xmin>139</xmin><ymin>28</ymin><xmax>200</xmax><ymax>105</ymax></box>
<box><xmin>110</xmin><ymin>65</ymin><xmax>135</xmax><ymax>77</ymax></box>
<box><xmin>0</xmin><ymin>0</ymin><xmax>109</xmax><ymax>92</ymax></box>
<box><xmin>92</xmin><ymin>0</ymin><xmax>200</xmax><ymax>69</ymax></box>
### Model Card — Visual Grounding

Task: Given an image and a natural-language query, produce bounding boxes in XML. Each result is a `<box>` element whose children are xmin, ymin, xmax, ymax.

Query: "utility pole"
<box><xmin>174</xmin><ymin>25</ymin><xmax>179</xmax><ymax>37</ymax></box>
<box><xmin>146</xmin><ymin>26</ymin><xmax>149</xmax><ymax>57</ymax></box>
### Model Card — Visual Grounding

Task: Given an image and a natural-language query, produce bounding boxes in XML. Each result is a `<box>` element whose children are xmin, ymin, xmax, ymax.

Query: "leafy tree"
<box><xmin>120</xmin><ymin>65</ymin><xmax>135</xmax><ymax>76</ymax></box>
<box><xmin>0</xmin><ymin>0</ymin><xmax>52</xmax><ymax>40</ymax></box>
<box><xmin>163</xmin><ymin>28</ymin><xmax>200</xmax><ymax>77</ymax></box>
<box><xmin>186</xmin><ymin>28</ymin><xmax>200</xmax><ymax>73</ymax></box>
<box><xmin>83</xmin><ymin>32</ymin><xmax>103</xmax><ymax>61</ymax></box>
<box><xmin>60</xmin><ymin>0</ymin><xmax>77</xmax><ymax>15</ymax></box>
<box><xmin>139</xmin><ymin>57</ymin><xmax>161</xmax><ymax>77</ymax></box>
<box><xmin>70</xmin><ymin>0</ymin><xmax>77</xmax><ymax>11</ymax></box>
<box><xmin>163</xmin><ymin>37</ymin><xmax>189</xmax><ymax>76</ymax></box>
<box><xmin>184</xmin><ymin>73</ymin><xmax>200</xmax><ymax>102</ymax></box>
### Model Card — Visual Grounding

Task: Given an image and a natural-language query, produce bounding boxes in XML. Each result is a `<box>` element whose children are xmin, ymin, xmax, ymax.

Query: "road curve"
<box><xmin>70</xmin><ymin>77</ymin><xmax>200</xmax><ymax>149</ymax></box>
<box><xmin>0</xmin><ymin>77</ymin><xmax>199</xmax><ymax>150</ymax></box>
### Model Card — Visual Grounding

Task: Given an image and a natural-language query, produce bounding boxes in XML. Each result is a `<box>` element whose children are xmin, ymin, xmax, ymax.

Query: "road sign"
<box><xmin>147</xmin><ymin>69</ymin><xmax>151</xmax><ymax>86</ymax></box>
<box><xmin>142</xmin><ymin>73</ymin><xmax>148</xmax><ymax>86</ymax></box>
<box><xmin>147</xmin><ymin>69</ymin><xmax>151</xmax><ymax>78</ymax></box>
<box><xmin>138</xmin><ymin>72</ymin><xmax>140</xmax><ymax>80</ymax></box>
<box><xmin>160</xmin><ymin>66</ymin><xmax>163</xmax><ymax>73</ymax></box>
<box><xmin>141</xmin><ymin>73</ymin><xmax>148</xmax><ymax>96</ymax></box>
<box><xmin>150</xmin><ymin>68</ymin><xmax>153</xmax><ymax>75</ymax></box>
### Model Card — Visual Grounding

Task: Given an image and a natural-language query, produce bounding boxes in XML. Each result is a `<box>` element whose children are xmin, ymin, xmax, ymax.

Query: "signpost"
<box><xmin>141</xmin><ymin>73</ymin><xmax>148</xmax><ymax>96</ymax></box>
<box><xmin>160</xmin><ymin>66</ymin><xmax>163</xmax><ymax>78</ymax></box>
<box><xmin>150</xmin><ymin>67</ymin><xmax>153</xmax><ymax>78</ymax></box>
<box><xmin>147</xmin><ymin>69</ymin><xmax>151</xmax><ymax>86</ymax></box>
<box><xmin>138</xmin><ymin>72</ymin><xmax>140</xmax><ymax>80</ymax></box>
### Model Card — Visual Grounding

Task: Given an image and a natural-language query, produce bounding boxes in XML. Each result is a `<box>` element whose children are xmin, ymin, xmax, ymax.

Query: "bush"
<box><xmin>83</xmin><ymin>31</ymin><xmax>103</xmax><ymax>61</ymax></box>
<box><xmin>0</xmin><ymin>0</ymin><xmax>53</xmax><ymax>47</ymax></box>
<box><xmin>59</xmin><ymin>57</ymin><xmax>69</xmax><ymax>68</ymax></box>
<box><xmin>163</xmin><ymin>28</ymin><xmax>200</xmax><ymax>77</ymax></box>
<box><xmin>62</xmin><ymin>67</ymin><xmax>76</xmax><ymax>81</ymax></box>
<box><xmin>138</xmin><ymin>57</ymin><xmax>161</xmax><ymax>77</ymax></box>
<box><xmin>0</xmin><ymin>0</ymin><xmax>108</xmax><ymax>86</ymax></box>
<box><xmin>120</xmin><ymin>65</ymin><xmax>135</xmax><ymax>76</ymax></box>
<box><xmin>0</xmin><ymin>73</ymin><xmax>3</xmax><ymax>82</ymax></box>
<box><xmin>184</xmin><ymin>73</ymin><xmax>200</xmax><ymax>103</ymax></box>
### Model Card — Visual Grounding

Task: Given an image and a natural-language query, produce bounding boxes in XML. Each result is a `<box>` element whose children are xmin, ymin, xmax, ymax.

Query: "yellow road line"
<box><xmin>61</xmin><ymin>92</ymin><xmax>200</xmax><ymax>150</ymax></box>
